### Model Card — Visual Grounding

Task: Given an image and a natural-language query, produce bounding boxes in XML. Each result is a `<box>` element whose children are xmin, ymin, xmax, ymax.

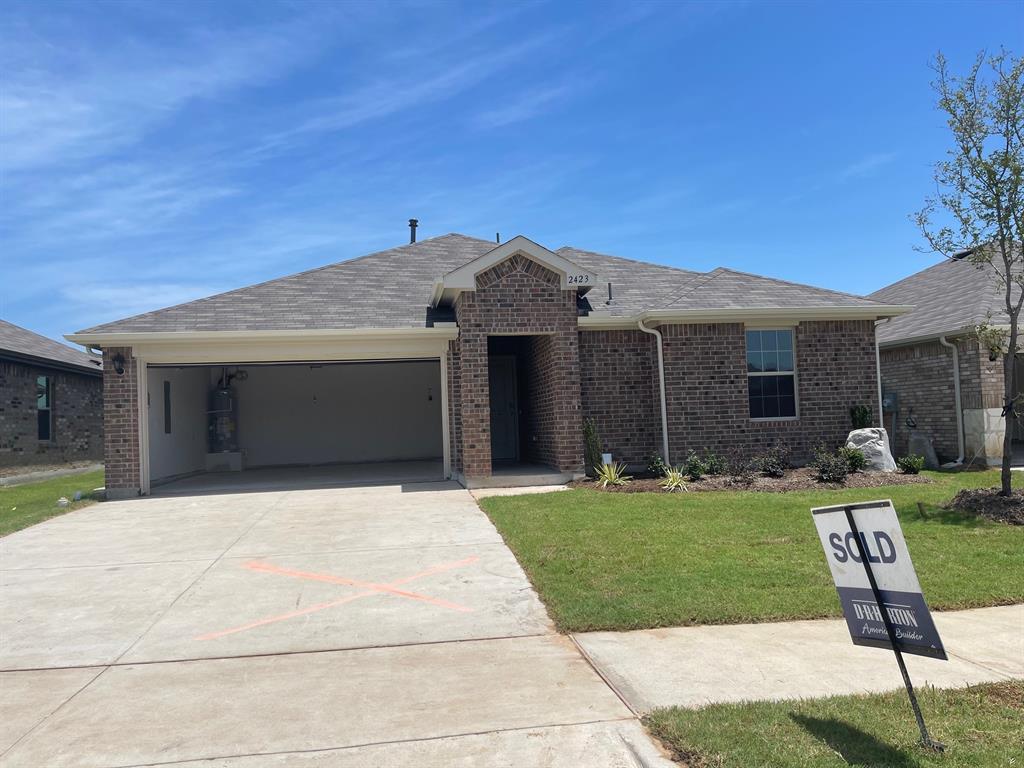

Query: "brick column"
<box><xmin>102</xmin><ymin>346</ymin><xmax>140</xmax><ymax>497</ymax></box>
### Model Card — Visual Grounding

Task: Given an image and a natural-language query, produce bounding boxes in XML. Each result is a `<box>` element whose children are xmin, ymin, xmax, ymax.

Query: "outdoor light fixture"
<box><xmin>111</xmin><ymin>353</ymin><xmax>125</xmax><ymax>375</ymax></box>
<box><xmin>989</xmin><ymin>349</ymin><xmax>999</xmax><ymax>362</ymax></box>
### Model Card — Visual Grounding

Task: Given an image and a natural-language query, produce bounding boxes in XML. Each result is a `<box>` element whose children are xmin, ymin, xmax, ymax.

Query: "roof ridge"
<box><xmin>660</xmin><ymin>268</ymin><xmax>726</xmax><ymax>307</ymax></box>
<box><xmin>76</xmin><ymin>233</ymin><xmax>489</xmax><ymax>334</ymax></box>
<box><xmin>711</xmin><ymin>266</ymin><xmax>889</xmax><ymax>304</ymax></box>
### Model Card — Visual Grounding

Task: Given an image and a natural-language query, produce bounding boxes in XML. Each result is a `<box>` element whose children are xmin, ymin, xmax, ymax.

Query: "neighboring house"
<box><xmin>870</xmin><ymin>251</ymin><xmax>1017</xmax><ymax>465</ymax></box>
<box><xmin>67</xmin><ymin>232</ymin><xmax>906</xmax><ymax>496</ymax></box>
<box><xmin>0</xmin><ymin>319</ymin><xmax>103</xmax><ymax>469</ymax></box>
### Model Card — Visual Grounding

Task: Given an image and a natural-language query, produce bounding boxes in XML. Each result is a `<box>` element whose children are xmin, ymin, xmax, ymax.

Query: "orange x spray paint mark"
<box><xmin>197</xmin><ymin>555</ymin><xmax>478</xmax><ymax>641</ymax></box>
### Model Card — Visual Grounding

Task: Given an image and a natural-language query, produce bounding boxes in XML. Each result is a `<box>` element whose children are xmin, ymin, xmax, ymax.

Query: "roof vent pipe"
<box><xmin>409</xmin><ymin>218</ymin><xmax>418</xmax><ymax>243</ymax></box>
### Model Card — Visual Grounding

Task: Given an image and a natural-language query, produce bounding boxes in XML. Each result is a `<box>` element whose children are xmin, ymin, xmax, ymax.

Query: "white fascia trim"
<box><xmin>65</xmin><ymin>326</ymin><xmax>460</xmax><ymax>347</ymax></box>
<box><xmin>876</xmin><ymin>326</ymin><xmax>980</xmax><ymax>349</ymax></box>
<box><xmin>430</xmin><ymin>235</ymin><xmax>601</xmax><ymax>307</ymax></box>
<box><xmin>579</xmin><ymin>304</ymin><xmax>914</xmax><ymax>330</ymax></box>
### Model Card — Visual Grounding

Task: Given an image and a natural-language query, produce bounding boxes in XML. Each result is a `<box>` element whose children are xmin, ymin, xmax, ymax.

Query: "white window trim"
<box><xmin>745</xmin><ymin>326</ymin><xmax>800</xmax><ymax>422</ymax></box>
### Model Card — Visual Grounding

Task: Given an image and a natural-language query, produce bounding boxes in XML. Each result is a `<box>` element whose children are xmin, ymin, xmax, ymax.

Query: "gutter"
<box><xmin>65</xmin><ymin>326</ymin><xmax>461</xmax><ymax>347</ymax></box>
<box><xmin>938</xmin><ymin>336</ymin><xmax>966</xmax><ymax>465</ymax></box>
<box><xmin>638</xmin><ymin>319</ymin><xmax>670</xmax><ymax>466</ymax></box>
<box><xmin>581</xmin><ymin>304</ymin><xmax>913</xmax><ymax>330</ymax></box>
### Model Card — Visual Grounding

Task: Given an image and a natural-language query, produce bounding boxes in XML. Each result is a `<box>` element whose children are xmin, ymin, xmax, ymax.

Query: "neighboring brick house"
<box><xmin>1</xmin><ymin>320</ymin><xmax>103</xmax><ymax>469</ymax></box>
<box><xmin>870</xmin><ymin>251</ymin><xmax>1018</xmax><ymax>465</ymax></box>
<box><xmin>66</xmin><ymin>231</ymin><xmax>905</xmax><ymax>496</ymax></box>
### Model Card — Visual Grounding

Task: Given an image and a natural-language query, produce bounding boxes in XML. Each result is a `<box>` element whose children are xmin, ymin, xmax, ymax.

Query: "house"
<box><xmin>1</xmin><ymin>319</ymin><xmax>103</xmax><ymax>469</ymax></box>
<box><xmin>66</xmin><ymin>231</ymin><xmax>907</xmax><ymax>496</ymax></box>
<box><xmin>870</xmin><ymin>250</ymin><xmax>1019</xmax><ymax>465</ymax></box>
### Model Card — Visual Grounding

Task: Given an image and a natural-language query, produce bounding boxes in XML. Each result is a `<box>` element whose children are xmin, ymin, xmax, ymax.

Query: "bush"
<box><xmin>660</xmin><ymin>466</ymin><xmax>688</xmax><ymax>492</ymax></box>
<box><xmin>646</xmin><ymin>453</ymin><xmax>668</xmax><ymax>478</ymax></box>
<box><xmin>683</xmin><ymin>450</ymin><xmax>706</xmax><ymax>481</ymax></box>
<box><xmin>897</xmin><ymin>455</ymin><xmax>926</xmax><ymax>474</ymax></box>
<box><xmin>594</xmin><ymin>461</ymin><xmax>632</xmax><ymax>488</ymax></box>
<box><xmin>583</xmin><ymin>419</ymin><xmax>603</xmax><ymax>478</ymax></box>
<box><xmin>755</xmin><ymin>443</ymin><xmax>790</xmax><ymax>478</ymax></box>
<box><xmin>703</xmin><ymin>450</ymin><xmax>726</xmax><ymax>475</ymax></box>
<box><xmin>725</xmin><ymin>447</ymin><xmax>756</xmax><ymax>486</ymax></box>
<box><xmin>813</xmin><ymin>446</ymin><xmax>850</xmax><ymax>484</ymax></box>
<box><xmin>850</xmin><ymin>404</ymin><xmax>873</xmax><ymax>429</ymax></box>
<box><xmin>838</xmin><ymin>446</ymin><xmax>867</xmax><ymax>473</ymax></box>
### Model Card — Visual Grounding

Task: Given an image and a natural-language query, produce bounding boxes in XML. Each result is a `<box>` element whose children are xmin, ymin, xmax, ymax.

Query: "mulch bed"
<box><xmin>571</xmin><ymin>466</ymin><xmax>933</xmax><ymax>494</ymax></box>
<box><xmin>947</xmin><ymin>487</ymin><xmax>1024</xmax><ymax>525</ymax></box>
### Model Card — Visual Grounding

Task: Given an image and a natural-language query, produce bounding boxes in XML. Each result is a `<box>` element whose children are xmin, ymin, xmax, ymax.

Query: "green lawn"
<box><xmin>479</xmin><ymin>470</ymin><xmax>1024</xmax><ymax>631</ymax></box>
<box><xmin>644</xmin><ymin>681</ymin><xmax>1023</xmax><ymax>767</ymax></box>
<box><xmin>0</xmin><ymin>469</ymin><xmax>105</xmax><ymax>537</ymax></box>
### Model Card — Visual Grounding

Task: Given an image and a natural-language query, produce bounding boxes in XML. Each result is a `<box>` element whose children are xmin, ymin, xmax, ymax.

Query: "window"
<box><xmin>746</xmin><ymin>329</ymin><xmax>797</xmax><ymax>419</ymax></box>
<box><xmin>163</xmin><ymin>380</ymin><xmax>172</xmax><ymax>434</ymax></box>
<box><xmin>37</xmin><ymin>375</ymin><xmax>52</xmax><ymax>441</ymax></box>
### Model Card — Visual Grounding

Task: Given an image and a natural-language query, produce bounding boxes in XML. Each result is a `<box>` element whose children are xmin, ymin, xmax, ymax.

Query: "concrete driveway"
<box><xmin>0</xmin><ymin>480</ymin><xmax>670</xmax><ymax>767</ymax></box>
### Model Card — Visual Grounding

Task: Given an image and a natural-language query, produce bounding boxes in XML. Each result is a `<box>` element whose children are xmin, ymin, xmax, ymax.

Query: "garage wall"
<box><xmin>237</xmin><ymin>361</ymin><xmax>442</xmax><ymax>467</ymax></box>
<box><xmin>147</xmin><ymin>367</ymin><xmax>207</xmax><ymax>482</ymax></box>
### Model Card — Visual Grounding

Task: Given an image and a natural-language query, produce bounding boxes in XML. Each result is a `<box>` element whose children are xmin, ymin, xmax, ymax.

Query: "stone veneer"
<box><xmin>0</xmin><ymin>360</ymin><xmax>102</xmax><ymax>468</ymax></box>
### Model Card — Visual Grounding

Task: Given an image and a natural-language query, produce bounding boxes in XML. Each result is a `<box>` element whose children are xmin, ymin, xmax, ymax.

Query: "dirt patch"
<box><xmin>980</xmin><ymin>680</ymin><xmax>1024</xmax><ymax>709</ymax></box>
<box><xmin>947</xmin><ymin>488</ymin><xmax>1024</xmax><ymax>525</ymax></box>
<box><xmin>574</xmin><ymin>466</ymin><xmax>932</xmax><ymax>494</ymax></box>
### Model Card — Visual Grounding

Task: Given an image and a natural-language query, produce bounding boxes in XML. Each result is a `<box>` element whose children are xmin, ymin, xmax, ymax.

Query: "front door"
<box><xmin>488</xmin><ymin>355</ymin><xmax>519</xmax><ymax>462</ymax></box>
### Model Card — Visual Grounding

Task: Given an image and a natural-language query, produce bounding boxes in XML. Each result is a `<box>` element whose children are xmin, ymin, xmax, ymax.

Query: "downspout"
<box><xmin>638</xmin><ymin>318</ymin><xmax>670</xmax><ymax>466</ymax></box>
<box><xmin>938</xmin><ymin>336</ymin><xmax>966</xmax><ymax>465</ymax></box>
<box><xmin>874</xmin><ymin>319</ymin><xmax>888</xmax><ymax>429</ymax></box>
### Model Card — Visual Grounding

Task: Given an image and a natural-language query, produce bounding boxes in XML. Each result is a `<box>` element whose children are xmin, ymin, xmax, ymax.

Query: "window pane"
<box><xmin>763</xmin><ymin>396</ymin><xmax>780</xmax><ymax>418</ymax></box>
<box><xmin>778</xmin><ymin>350</ymin><xmax>794</xmax><ymax>372</ymax></box>
<box><xmin>36</xmin><ymin>376</ymin><xmax>49</xmax><ymax>409</ymax></box>
<box><xmin>747</xmin><ymin>350</ymin><xmax>762</xmax><ymax>373</ymax></box>
<box><xmin>778</xmin><ymin>375</ymin><xmax>795</xmax><ymax>396</ymax></box>
<box><xmin>777</xmin><ymin>330</ymin><xmax>793</xmax><ymax>351</ymax></box>
<box><xmin>748</xmin><ymin>394</ymin><xmax>764</xmax><ymax>419</ymax></box>
<box><xmin>779</xmin><ymin>395</ymin><xmax>797</xmax><ymax>418</ymax></box>
<box><xmin>762</xmin><ymin>349</ymin><xmax>778</xmax><ymax>372</ymax></box>
<box><xmin>761</xmin><ymin>330</ymin><xmax>777</xmax><ymax>352</ymax></box>
<box><xmin>748</xmin><ymin>377</ymin><xmax>762</xmax><ymax>397</ymax></box>
<box><xmin>746</xmin><ymin>330</ymin><xmax>761</xmax><ymax>352</ymax></box>
<box><xmin>38</xmin><ymin>409</ymin><xmax>50</xmax><ymax>440</ymax></box>
<box><xmin>761</xmin><ymin>376</ymin><xmax>779</xmax><ymax>396</ymax></box>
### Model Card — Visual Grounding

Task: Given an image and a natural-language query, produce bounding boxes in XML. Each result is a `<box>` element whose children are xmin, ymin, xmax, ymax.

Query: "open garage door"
<box><xmin>144</xmin><ymin>359</ymin><xmax>444</xmax><ymax>490</ymax></box>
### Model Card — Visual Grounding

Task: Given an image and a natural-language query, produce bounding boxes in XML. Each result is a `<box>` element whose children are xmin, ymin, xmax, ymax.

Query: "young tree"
<box><xmin>915</xmin><ymin>50</ymin><xmax>1023</xmax><ymax>495</ymax></box>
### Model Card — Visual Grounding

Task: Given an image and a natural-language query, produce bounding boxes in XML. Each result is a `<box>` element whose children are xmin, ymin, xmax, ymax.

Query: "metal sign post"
<box><xmin>812</xmin><ymin>499</ymin><xmax>946</xmax><ymax>752</ymax></box>
<box><xmin>843</xmin><ymin>507</ymin><xmax>944</xmax><ymax>752</ymax></box>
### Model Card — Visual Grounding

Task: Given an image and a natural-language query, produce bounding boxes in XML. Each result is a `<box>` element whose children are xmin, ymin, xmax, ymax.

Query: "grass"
<box><xmin>644</xmin><ymin>680</ymin><xmax>1023</xmax><ymax>767</ymax></box>
<box><xmin>479</xmin><ymin>470</ymin><xmax>1024</xmax><ymax>632</ymax></box>
<box><xmin>0</xmin><ymin>469</ymin><xmax>105</xmax><ymax>537</ymax></box>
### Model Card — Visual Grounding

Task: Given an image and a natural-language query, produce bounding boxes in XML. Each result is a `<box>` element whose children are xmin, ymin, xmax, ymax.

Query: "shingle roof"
<box><xmin>869</xmin><ymin>252</ymin><xmax>1019</xmax><ymax>345</ymax></box>
<box><xmin>0</xmin><ymin>320</ymin><xmax>102</xmax><ymax>373</ymax></box>
<box><xmin>76</xmin><ymin>233</ymin><xmax>896</xmax><ymax>335</ymax></box>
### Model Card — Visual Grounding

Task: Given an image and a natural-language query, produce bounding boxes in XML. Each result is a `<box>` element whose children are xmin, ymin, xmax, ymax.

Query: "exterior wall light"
<box><xmin>112</xmin><ymin>353</ymin><xmax>126</xmax><ymax>375</ymax></box>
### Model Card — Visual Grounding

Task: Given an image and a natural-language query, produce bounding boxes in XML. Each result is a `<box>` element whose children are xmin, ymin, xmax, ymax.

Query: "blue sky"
<box><xmin>2</xmin><ymin>0</ymin><xmax>1021</xmax><ymax>344</ymax></box>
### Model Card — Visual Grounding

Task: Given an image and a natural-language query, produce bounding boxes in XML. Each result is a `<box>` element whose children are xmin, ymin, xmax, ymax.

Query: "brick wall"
<box><xmin>578</xmin><ymin>329</ymin><xmax>658</xmax><ymax>467</ymax></box>
<box><xmin>0</xmin><ymin>360</ymin><xmax>103</xmax><ymax>468</ymax></box>
<box><xmin>656</xmin><ymin>320</ymin><xmax>876</xmax><ymax>463</ymax></box>
<box><xmin>102</xmin><ymin>347</ymin><xmax>141</xmax><ymax>494</ymax></box>
<box><xmin>879</xmin><ymin>335</ymin><xmax>1005</xmax><ymax>461</ymax></box>
<box><xmin>451</xmin><ymin>253</ymin><xmax>582</xmax><ymax>477</ymax></box>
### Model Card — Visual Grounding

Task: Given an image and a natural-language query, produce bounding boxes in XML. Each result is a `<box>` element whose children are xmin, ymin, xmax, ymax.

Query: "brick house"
<box><xmin>66</xmin><ymin>232</ymin><xmax>906</xmax><ymax>496</ymax></box>
<box><xmin>871</xmin><ymin>252</ymin><xmax>1018</xmax><ymax>465</ymax></box>
<box><xmin>1</xmin><ymin>320</ymin><xmax>103</xmax><ymax>469</ymax></box>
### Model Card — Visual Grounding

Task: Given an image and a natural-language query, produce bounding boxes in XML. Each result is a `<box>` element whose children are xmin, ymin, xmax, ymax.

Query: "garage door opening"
<box><xmin>144</xmin><ymin>360</ymin><xmax>444</xmax><ymax>492</ymax></box>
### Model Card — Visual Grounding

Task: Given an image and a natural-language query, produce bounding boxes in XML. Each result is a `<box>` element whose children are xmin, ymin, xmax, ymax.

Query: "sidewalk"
<box><xmin>573</xmin><ymin>604</ymin><xmax>1023</xmax><ymax>713</ymax></box>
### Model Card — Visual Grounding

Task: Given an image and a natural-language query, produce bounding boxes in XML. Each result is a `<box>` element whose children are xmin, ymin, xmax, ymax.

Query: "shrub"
<box><xmin>897</xmin><ymin>455</ymin><xmax>925</xmax><ymax>474</ymax></box>
<box><xmin>583</xmin><ymin>419</ymin><xmax>603</xmax><ymax>478</ymax></box>
<box><xmin>594</xmin><ymin>461</ymin><xmax>632</xmax><ymax>488</ymax></box>
<box><xmin>850</xmin><ymin>404</ymin><xmax>873</xmax><ymax>429</ymax></box>
<box><xmin>839</xmin><ymin>446</ymin><xmax>867</xmax><ymax>473</ymax></box>
<box><xmin>755</xmin><ymin>443</ymin><xmax>790</xmax><ymax>478</ymax></box>
<box><xmin>725</xmin><ymin>447</ymin><xmax>756</xmax><ymax>486</ymax></box>
<box><xmin>703</xmin><ymin>450</ymin><xmax>726</xmax><ymax>475</ymax></box>
<box><xmin>646</xmin><ymin>453</ymin><xmax>668</xmax><ymax>478</ymax></box>
<box><xmin>660</xmin><ymin>466</ymin><xmax>688</xmax><ymax>492</ymax></box>
<box><xmin>813</xmin><ymin>446</ymin><xmax>850</xmax><ymax>484</ymax></box>
<box><xmin>683</xmin><ymin>450</ymin><xmax>706</xmax><ymax>481</ymax></box>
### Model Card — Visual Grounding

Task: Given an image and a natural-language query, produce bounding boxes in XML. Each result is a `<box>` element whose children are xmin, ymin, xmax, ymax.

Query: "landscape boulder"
<box><xmin>845</xmin><ymin>428</ymin><xmax>897</xmax><ymax>472</ymax></box>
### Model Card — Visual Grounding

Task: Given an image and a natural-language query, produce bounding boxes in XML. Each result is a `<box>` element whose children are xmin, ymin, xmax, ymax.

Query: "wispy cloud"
<box><xmin>473</xmin><ymin>82</ymin><xmax>574</xmax><ymax>128</ymax></box>
<box><xmin>838</xmin><ymin>152</ymin><xmax>897</xmax><ymax>181</ymax></box>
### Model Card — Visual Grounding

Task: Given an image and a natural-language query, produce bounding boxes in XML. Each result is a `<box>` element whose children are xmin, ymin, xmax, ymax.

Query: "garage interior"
<box><xmin>145</xmin><ymin>359</ymin><xmax>444</xmax><ymax>491</ymax></box>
